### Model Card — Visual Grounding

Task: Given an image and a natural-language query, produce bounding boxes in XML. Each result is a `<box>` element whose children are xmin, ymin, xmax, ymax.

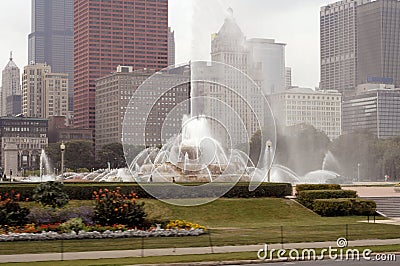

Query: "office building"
<box><xmin>48</xmin><ymin>116</ymin><xmax>92</xmax><ymax>143</ymax></box>
<box><xmin>0</xmin><ymin>117</ymin><xmax>48</xmax><ymax>177</ymax></box>
<box><xmin>269</xmin><ymin>88</ymin><xmax>342</xmax><ymax>140</ymax></box>
<box><xmin>1</xmin><ymin>53</ymin><xmax>21</xmax><ymax>116</ymax></box>
<box><xmin>199</xmin><ymin>10</ymin><xmax>271</xmax><ymax>147</ymax></box>
<box><xmin>22</xmin><ymin>63</ymin><xmax>69</xmax><ymax>123</ymax></box>
<box><xmin>168</xmin><ymin>27</ymin><xmax>176</xmax><ymax>66</ymax></box>
<box><xmin>343</xmin><ymin>84</ymin><xmax>400</xmax><ymax>138</ymax></box>
<box><xmin>74</xmin><ymin>0</ymin><xmax>169</xmax><ymax>130</ymax></box>
<box><xmin>357</xmin><ymin>0</ymin><xmax>400</xmax><ymax>87</ymax></box>
<box><xmin>97</xmin><ymin>66</ymin><xmax>190</xmax><ymax>149</ymax></box>
<box><xmin>320</xmin><ymin>0</ymin><xmax>371</xmax><ymax>93</ymax></box>
<box><xmin>247</xmin><ymin>38</ymin><xmax>286</xmax><ymax>94</ymax></box>
<box><xmin>28</xmin><ymin>0</ymin><xmax>74</xmax><ymax>112</ymax></box>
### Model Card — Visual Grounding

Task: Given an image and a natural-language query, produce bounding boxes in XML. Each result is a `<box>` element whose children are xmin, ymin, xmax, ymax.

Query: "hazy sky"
<box><xmin>0</xmin><ymin>0</ymin><xmax>333</xmax><ymax>88</ymax></box>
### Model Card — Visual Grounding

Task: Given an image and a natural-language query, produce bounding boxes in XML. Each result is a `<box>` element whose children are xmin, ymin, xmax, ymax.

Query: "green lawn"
<box><xmin>1</xmin><ymin>198</ymin><xmax>398</xmax><ymax>256</ymax></box>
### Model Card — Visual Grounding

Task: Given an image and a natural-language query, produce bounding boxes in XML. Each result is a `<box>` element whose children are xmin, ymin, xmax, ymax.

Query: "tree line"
<box><xmin>250</xmin><ymin>124</ymin><xmax>400</xmax><ymax>181</ymax></box>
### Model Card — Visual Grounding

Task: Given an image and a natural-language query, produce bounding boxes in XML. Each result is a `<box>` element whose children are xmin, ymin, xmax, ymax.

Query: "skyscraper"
<box><xmin>320</xmin><ymin>0</ymin><xmax>371</xmax><ymax>93</ymax></box>
<box><xmin>357</xmin><ymin>0</ymin><xmax>400</xmax><ymax>87</ymax></box>
<box><xmin>28</xmin><ymin>0</ymin><xmax>74</xmax><ymax>112</ymax></box>
<box><xmin>168</xmin><ymin>27</ymin><xmax>176</xmax><ymax>66</ymax></box>
<box><xmin>1</xmin><ymin>52</ymin><xmax>21</xmax><ymax>116</ymax></box>
<box><xmin>74</xmin><ymin>0</ymin><xmax>169</xmax><ymax>130</ymax></box>
<box><xmin>22</xmin><ymin>63</ymin><xmax>69</xmax><ymax>123</ymax></box>
<box><xmin>247</xmin><ymin>38</ymin><xmax>286</xmax><ymax>94</ymax></box>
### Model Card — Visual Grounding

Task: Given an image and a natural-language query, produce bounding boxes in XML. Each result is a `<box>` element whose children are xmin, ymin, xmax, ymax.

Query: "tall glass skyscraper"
<box><xmin>28</xmin><ymin>0</ymin><xmax>74</xmax><ymax>112</ymax></box>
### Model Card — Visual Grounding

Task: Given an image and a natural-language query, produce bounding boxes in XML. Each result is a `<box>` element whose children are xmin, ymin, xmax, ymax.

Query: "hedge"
<box><xmin>295</xmin><ymin>184</ymin><xmax>341</xmax><ymax>195</ymax></box>
<box><xmin>313</xmin><ymin>198</ymin><xmax>376</xmax><ymax>217</ymax></box>
<box><xmin>313</xmin><ymin>199</ymin><xmax>352</xmax><ymax>216</ymax></box>
<box><xmin>0</xmin><ymin>182</ymin><xmax>292</xmax><ymax>200</ymax></box>
<box><xmin>297</xmin><ymin>189</ymin><xmax>358</xmax><ymax>209</ymax></box>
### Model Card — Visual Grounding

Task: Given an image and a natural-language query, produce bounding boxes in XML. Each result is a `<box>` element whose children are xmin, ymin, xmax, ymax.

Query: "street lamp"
<box><xmin>266</xmin><ymin>140</ymin><xmax>272</xmax><ymax>183</ymax></box>
<box><xmin>60</xmin><ymin>142</ymin><xmax>66</xmax><ymax>182</ymax></box>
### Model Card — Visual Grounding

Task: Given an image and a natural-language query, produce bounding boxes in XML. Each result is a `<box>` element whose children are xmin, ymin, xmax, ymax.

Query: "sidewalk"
<box><xmin>0</xmin><ymin>238</ymin><xmax>399</xmax><ymax>263</ymax></box>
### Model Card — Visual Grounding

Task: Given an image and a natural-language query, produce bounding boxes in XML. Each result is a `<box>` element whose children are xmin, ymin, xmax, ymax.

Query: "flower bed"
<box><xmin>0</xmin><ymin>228</ymin><xmax>205</xmax><ymax>242</ymax></box>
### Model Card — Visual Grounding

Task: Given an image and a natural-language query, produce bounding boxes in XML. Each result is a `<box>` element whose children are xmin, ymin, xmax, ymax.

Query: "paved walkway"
<box><xmin>342</xmin><ymin>185</ymin><xmax>400</xmax><ymax>198</ymax></box>
<box><xmin>0</xmin><ymin>238</ymin><xmax>400</xmax><ymax>263</ymax></box>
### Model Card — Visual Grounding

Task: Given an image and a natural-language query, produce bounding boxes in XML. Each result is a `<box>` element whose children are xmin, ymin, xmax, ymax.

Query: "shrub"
<box><xmin>297</xmin><ymin>189</ymin><xmax>357</xmax><ymax>209</ymax></box>
<box><xmin>94</xmin><ymin>188</ymin><xmax>146</xmax><ymax>227</ymax></box>
<box><xmin>33</xmin><ymin>181</ymin><xmax>69</xmax><ymax>208</ymax></box>
<box><xmin>0</xmin><ymin>192</ymin><xmax>30</xmax><ymax>226</ymax></box>
<box><xmin>296</xmin><ymin>184</ymin><xmax>341</xmax><ymax>195</ymax></box>
<box><xmin>59</xmin><ymin>218</ymin><xmax>86</xmax><ymax>233</ymax></box>
<box><xmin>351</xmin><ymin>199</ymin><xmax>376</xmax><ymax>216</ymax></box>
<box><xmin>313</xmin><ymin>198</ymin><xmax>376</xmax><ymax>217</ymax></box>
<box><xmin>313</xmin><ymin>199</ymin><xmax>353</xmax><ymax>216</ymax></box>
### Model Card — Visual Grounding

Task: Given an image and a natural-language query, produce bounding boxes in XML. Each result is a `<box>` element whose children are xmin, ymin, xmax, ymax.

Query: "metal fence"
<box><xmin>0</xmin><ymin>220</ymin><xmax>399</xmax><ymax>261</ymax></box>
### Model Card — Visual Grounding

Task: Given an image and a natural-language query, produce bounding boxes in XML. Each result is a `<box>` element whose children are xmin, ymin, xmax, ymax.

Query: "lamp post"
<box><xmin>357</xmin><ymin>163</ymin><xmax>360</xmax><ymax>183</ymax></box>
<box><xmin>60</xmin><ymin>142</ymin><xmax>66</xmax><ymax>183</ymax></box>
<box><xmin>266</xmin><ymin>140</ymin><xmax>272</xmax><ymax>183</ymax></box>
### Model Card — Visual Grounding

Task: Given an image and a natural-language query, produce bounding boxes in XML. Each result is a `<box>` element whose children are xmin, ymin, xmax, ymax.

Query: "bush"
<box><xmin>94</xmin><ymin>188</ymin><xmax>146</xmax><ymax>227</ymax></box>
<box><xmin>59</xmin><ymin>218</ymin><xmax>86</xmax><ymax>233</ymax></box>
<box><xmin>313</xmin><ymin>199</ymin><xmax>353</xmax><ymax>216</ymax></box>
<box><xmin>33</xmin><ymin>181</ymin><xmax>69</xmax><ymax>208</ymax></box>
<box><xmin>296</xmin><ymin>184</ymin><xmax>341</xmax><ymax>195</ymax></box>
<box><xmin>351</xmin><ymin>199</ymin><xmax>376</xmax><ymax>216</ymax></box>
<box><xmin>297</xmin><ymin>189</ymin><xmax>357</xmax><ymax>209</ymax></box>
<box><xmin>313</xmin><ymin>198</ymin><xmax>376</xmax><ymax>217</ymax></box>
<box><xmin>0</xmin><ymin>192</ymin><xmax>30</xmax><ymax>226</ymax></box>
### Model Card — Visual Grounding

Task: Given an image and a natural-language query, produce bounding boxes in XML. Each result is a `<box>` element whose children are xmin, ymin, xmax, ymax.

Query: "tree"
<box><xmin>275</xmin><ymin>124</ymin><xmax>331</xmax><ymax>175</ymax></box>
<box><xmin>378</xmin><ymin>137</ymin><xmax>400</xmax><ymax>180</ymax></box>
<box><xmin>64</xmin><ymin>141</ymin><xmax>95</xmax><ymax>170</ymax></box>
<box><xmin>330</xmin><ymin>130</ymin><xmax>381</xmax><ymax>181</ymax></box>
<box><xmin>96</xmin><ymin>143</ymin><xmax>126</xmax><ymax>169</ymax></box>
<box><xmin>249</xmin><ymin>130</ymin><xmax>262</xmax><ymax>166</ymax></box>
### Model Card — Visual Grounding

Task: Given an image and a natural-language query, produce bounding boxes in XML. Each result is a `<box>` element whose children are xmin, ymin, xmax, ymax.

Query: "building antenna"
<box><xmin>10</xmin><ymin>51</ymin><xmax>13</xmax><ymax>61</ymax></box>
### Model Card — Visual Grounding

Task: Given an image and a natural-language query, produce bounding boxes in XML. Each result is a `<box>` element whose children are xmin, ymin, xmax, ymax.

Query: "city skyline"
<box><xmin>0</xmin><ymin>0</ymin><xmax>333</xmax><ymax>89</ymax></box>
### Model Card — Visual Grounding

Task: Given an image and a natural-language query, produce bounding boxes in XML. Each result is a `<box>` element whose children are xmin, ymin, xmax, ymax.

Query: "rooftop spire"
<box><xmin>227</xmin><ymin>7</ymin><xmax>234</xmax><ymax>17</ymax></box>
<box><xmin>9</xmin><ymin>51</ymin><xmax>13</xmax><ymax>61</ymax></box>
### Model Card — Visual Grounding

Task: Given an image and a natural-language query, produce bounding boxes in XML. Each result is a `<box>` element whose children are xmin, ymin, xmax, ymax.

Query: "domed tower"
<box><xmin>211</xmin><ymin>8</ymin><xmax>249</xmax><ymax>72</ymax></box>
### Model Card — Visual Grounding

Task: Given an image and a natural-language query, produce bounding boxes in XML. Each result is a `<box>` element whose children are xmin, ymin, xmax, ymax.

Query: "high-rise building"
<box><xmin>22</xmin><ymin>63</ymin><xmax>69</xmax><ymax>123</ymax></box>
<box><xmin>97</xmin><ymin>66</ymin><xmax>190</xmax><ymax>150</ymax></box>
<box><xmin>357</xmin><ymin>0</ymin><xmax>400</xmax><ymax>87</ymax></box>
<box><xmin>343</xmin><ymin>84</ymin><xmax>400</xmax><ymax>138</ymax></box>
<box><xmin>1</xmin><ymin>52</ymin><xmax>21</xmax><ymax>116</ymax></box>
<box><xmin>28</xmin><ymin>0</ymin><xmax>74</xmax><ymax>112</ymax></box>
<box><xmin>202</xmin><ymin>11</ymin><xmax>266</xmax><ymax>147</ymax></box>
<box><xmin>247</xmin><ymin>38</ymin><xmax>286</xmax><ymax>95</ymax></box>
<box><xmin>269</xmin><ymin>88</ymin><xmax>342</xmax><ymax>140</ymax></box>
<box><xmin>74</xmin><ymin>0</ymin><xmax>169</xmax><ymax>130</ymax></box>
<box><xmin>320</xmin><ymin>0</ymin><xmax>371</xmax><ymax>93</ymax></box>
<box><xmin>168</xmin><ymin>27</ymin><xmax>176</xmax><ymax>66</ymax></box>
